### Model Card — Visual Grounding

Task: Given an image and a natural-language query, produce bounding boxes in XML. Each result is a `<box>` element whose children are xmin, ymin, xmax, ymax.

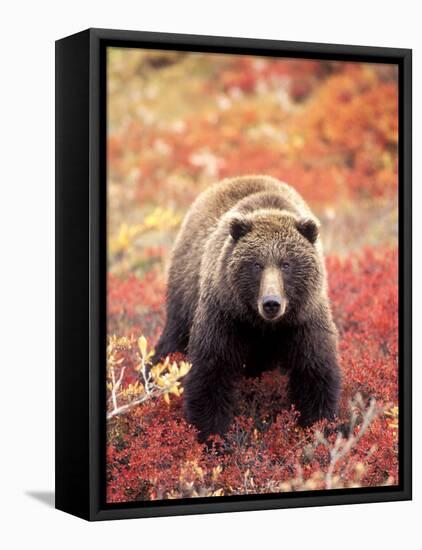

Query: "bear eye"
<box><xmin>254</xmin><ymin>262</ymin><xmax>263</xmax><ymax>271</ymax></box>
<box><xmin>281</xmin><ymin>261</ymin><xmax>290</xmax><ymax>271</ymax></box>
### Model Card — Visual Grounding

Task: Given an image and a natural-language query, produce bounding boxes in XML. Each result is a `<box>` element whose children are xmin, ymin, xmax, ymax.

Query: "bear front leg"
<box><xmin>286</xmin><ymin>321</ymin><xmax>341</xmax><ymax>427</ymax></box>
<box><xmin>183</xmin><ymin>311</ymin><xmax>243</xmax><ymax>442</ymax></box>
<box><xmin>183</xmin><ymin>359</ymin><xmax>237</xmax><ymax>442</ymax></box>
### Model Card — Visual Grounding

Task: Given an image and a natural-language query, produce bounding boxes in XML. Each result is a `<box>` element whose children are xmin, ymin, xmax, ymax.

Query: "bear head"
<box><xmin>225</xmin><ymin>210</ymin><xmax>323</xmax><ymax>325</ymax></box>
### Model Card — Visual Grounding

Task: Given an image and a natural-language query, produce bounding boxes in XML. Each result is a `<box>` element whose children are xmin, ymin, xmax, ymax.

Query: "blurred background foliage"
<box><xmin>107</xmin><ymin>49</ymin><xmax>398</xmax><ymax>281</ymax></box>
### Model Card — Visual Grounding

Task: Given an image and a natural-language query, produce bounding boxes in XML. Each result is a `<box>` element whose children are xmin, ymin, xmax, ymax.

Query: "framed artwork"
<box><xmin>55</xmin><ymin>28</ymin><xmax>412</xmax><ymax>521</ymax></box>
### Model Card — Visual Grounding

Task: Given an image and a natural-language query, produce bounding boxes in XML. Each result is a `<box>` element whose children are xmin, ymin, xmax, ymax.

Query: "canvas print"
<box><xmin>106</xmin><ymin>48</ymin><xmax>399</xmax><ymax>503</ymax></box>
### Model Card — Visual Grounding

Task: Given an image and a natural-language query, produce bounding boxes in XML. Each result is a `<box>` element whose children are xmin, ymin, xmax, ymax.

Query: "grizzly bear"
<box><xmin>154</xmin><ymin>176</ymin><xmax>341</xmax><ymax>442</ymax></box>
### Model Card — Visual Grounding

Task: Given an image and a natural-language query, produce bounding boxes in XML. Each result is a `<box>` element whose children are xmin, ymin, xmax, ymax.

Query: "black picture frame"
<box><xmin>55</xmin><ymin>28</ymin><xmax>412</xmax><ymax>521</ymax></box>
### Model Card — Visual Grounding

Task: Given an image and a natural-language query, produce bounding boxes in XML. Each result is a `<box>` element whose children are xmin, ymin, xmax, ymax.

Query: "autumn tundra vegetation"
<box><xmin>106</xmin><ymin>50</ymin><xmax>399</xmax><ymax>502</ymax></box>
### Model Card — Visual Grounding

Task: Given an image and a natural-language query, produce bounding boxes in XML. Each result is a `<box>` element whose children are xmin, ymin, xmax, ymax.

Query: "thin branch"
<box><xmin>110</xmin><ymin>365</ymin><xmax>126</xmax><ymax>412</ymax></box>
<box><xmin>107</xmin><ymin>393</ymin><xmax>150</xmax><ymax>420</ymax></box>
<box><xmin>106</xmin><ymin>384</ymin><xmax>171</xmax><ymax>420</ymax></box>
<box><xmin>325</xmin><ymin>398</ymin><xmax>380</xmax><ymax>489</ymax></box>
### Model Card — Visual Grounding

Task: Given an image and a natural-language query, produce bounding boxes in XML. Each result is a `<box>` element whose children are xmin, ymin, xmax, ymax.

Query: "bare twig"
<box><xmin>110</xmin><ymin>364</ymin><xmax>126</xmax><ymax>412</ymax></box>
<box><xmin>107</xmin><ymin>393</ymin><xmax>150</xmax><ymax>420</ymax></box>
<box><xmin>325</xmin><ymin>396</ymin><xmax>381</xmax><ymax>489</ymax></box>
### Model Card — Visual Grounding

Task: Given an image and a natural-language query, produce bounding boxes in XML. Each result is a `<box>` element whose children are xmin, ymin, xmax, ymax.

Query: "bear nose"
<box><xmin>262</xmin><ymin>295</ymin><xmax>281</xmax><ymax>317</ymax></box>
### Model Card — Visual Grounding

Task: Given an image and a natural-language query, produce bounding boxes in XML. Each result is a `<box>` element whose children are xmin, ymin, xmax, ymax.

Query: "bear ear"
<box><xmin>296</xmin><ymin>218</ymin><xmax>319</xmax><ymax>244</ymax></box>
<box><xmin>229</xmin><ymin>217</ymin><xmax>252</xmax><ymax>241</ymax></box>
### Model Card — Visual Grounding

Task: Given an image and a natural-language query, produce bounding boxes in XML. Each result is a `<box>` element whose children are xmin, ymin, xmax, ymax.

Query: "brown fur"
<box><xmin>154</xmin><ymin>176</ymin><xmax>341</xmax><ymax>441</ymax></box>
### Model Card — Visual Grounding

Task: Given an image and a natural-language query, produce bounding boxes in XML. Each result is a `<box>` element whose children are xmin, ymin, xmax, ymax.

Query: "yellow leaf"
<box><xmin>179</xmin><ymin>362</ymin><xmax>192</xmax><ymax>377</ymax></box>
<box><xmin>163</xmin><ymin>393</ymin><xmax>170</xmax><ymax>405</ymax></box>
<box><xmin>212</xmin><ymin>465</ymin><xmax>222</xmax><ymax>481</ymax></box>
<box><xmin>169</xmin><ymin>384</ymin><xmax>181</xmax><ymax>396</ymax></box>
<box><xmin>138</xmin><ymin>336</ymin><xmax>147</xmax><ymax>357</ymax></box>
<box><xmin>146</xmin><ymin>349</ymin><xmax>155</xmax><ymax>361</ymax></box>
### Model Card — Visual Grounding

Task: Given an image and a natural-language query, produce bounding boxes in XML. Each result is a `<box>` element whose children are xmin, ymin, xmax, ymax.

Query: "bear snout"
<box><xmin>262</xmin><ymin>295</ymin><xmax>281</xmax><ymax>316</ymax></box>
<box><xmin>258</xmin><ymin>266</ymin><xmax>286</xmax><ymax>321</ymax></box>
<box><xmin>260</xmin><ymin>294</ymin><xmax>286</xmax><ymax>320</ymax></box>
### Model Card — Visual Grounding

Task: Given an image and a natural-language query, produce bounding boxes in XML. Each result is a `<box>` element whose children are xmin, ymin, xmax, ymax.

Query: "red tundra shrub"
<box><xmin>108</xmin><ymin>269</ymin><xmax>166</xmax><ymax>341</ymax></box>
<box><xmin>328</xmin><ymin>248</ymin><xmax>398</xmax><ymax>407</ymax></box>
<box><xmin>106</xmin><ymin>246</ymin><xmax>398</xmax><ymax>502</ymax></box>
